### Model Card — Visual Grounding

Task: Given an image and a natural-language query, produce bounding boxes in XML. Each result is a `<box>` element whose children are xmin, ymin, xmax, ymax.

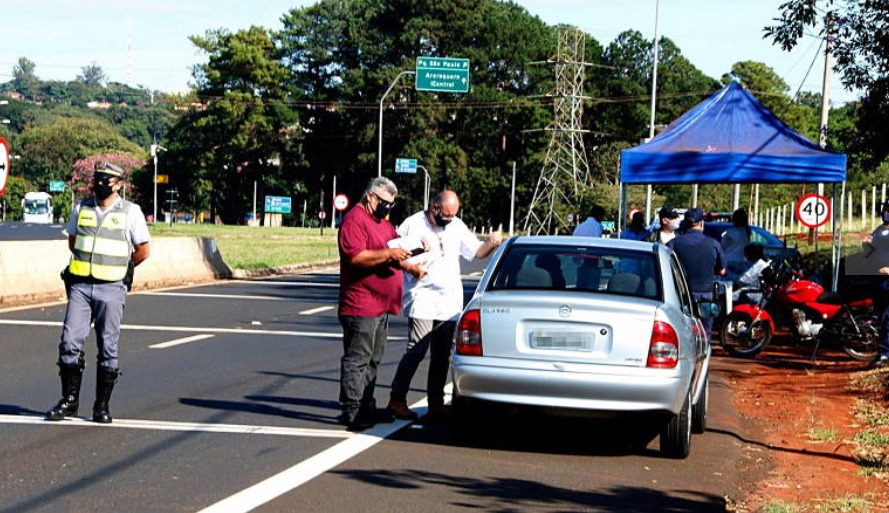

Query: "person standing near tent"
<box><xmin>619</xmin><ymin>211</ymin><xmax>648</xmax><ymax>241</ymax></box>
<box><xmin>867</xmin><ymin>201</ymin><xmax>889</xmax><ymax>367</ymax></box>
<box><xmin>669</xmin><ymin>208</ymin><xmax>726</xmax><ymax>338</ymax></box>
<box><xmin>573</xmin><ymin>205</ymin><xmax>605</xmax><ymax>237</ymax></box>
<box><xmin>721</xmin><ymin>209</ymin><xmax>751</xmax><ymax>282</ymax></box>
<box><xmin>646</xmin><ymin>206</ymin><xmax>680</xmax><ymax>244</ymax></box>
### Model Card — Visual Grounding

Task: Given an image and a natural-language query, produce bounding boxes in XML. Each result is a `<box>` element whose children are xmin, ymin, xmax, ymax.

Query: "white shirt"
<box><xmin>65</xmin><ymin>197</ymin><xmax>151</xmax><ymax>246</ymax></box>
<box><xmin>573</xmin><ymin>217</ymin><xmax>603</xmax><ymax>237</ymax></box>
<box><xmin>397</xmin><ymin>211</ymin><xmax>482</xmax><ymax>321</ymax></box>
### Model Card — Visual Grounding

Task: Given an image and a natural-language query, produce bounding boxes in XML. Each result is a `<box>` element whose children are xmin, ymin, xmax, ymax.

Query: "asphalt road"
<box><xmin>0</xmin><ymin>261</ymin><xmax>752</xmax><ymax>513</ymax></box>
<box><xmin>0</xmin><ymin>221</ymin><xmax>69</xmax><ymax>241</ymax></box>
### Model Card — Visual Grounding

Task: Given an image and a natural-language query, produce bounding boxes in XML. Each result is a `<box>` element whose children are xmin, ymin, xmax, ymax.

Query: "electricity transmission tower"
<box><xmin>523</xmin><ymin>26</ymin><xmax>593</xmax><ymax>235</ymax></box>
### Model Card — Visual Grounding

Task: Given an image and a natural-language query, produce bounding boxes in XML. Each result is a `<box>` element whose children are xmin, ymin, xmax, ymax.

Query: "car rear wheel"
<box><xmin>691</xmin><ymin>375</ymin><xmax>708</xmax><ymax>434</ymax></box>
<box><xmin>661</xmin><ymin>391</ymin><xmax>691</xmax><ymax>459</ymax></box>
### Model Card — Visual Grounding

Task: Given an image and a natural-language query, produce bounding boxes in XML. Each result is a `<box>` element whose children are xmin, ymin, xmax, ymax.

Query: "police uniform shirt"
<box><xmin>66</xmin><ymin>198</ymin><xmax>151</xmax><ymax>250</ymax></box>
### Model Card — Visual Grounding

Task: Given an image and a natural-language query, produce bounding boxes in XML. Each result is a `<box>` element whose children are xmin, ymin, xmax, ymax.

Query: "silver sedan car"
<box><xmin>451</xmin><ymin>236</ymin><xmax>713</xmax><ymax>458</ymax></box>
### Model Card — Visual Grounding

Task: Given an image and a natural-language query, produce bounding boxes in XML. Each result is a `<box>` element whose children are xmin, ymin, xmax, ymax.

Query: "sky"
<box><xmin>1</xmin><ymin>0</ymin><xmax>861</xmax><ymax>105</ymax></box>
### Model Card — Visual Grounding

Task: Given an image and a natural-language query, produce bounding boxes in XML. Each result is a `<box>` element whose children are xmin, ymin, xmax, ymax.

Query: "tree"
<box><xmin>77</xmin><ymin>62</ymin><xmax>107</xmax><ymax>88</ymax></box>
<box><xmin>12</xmin><ymin>57</ymin><xmax>40</xmax><ymax>100</ymax></box>
<box><xmin>166</xmin><ymin>26</ymin><xmax>298</xmax><ymax>223</ymax></box>
<box><xmin>765</xmin><ymin>0</ymin><xmax>889</xmax><ymax>164</ymax></box>
<box><xmin>15</xmin><ymin>117</ymin><xmax>145</xmax><ymax>190</ymax></box>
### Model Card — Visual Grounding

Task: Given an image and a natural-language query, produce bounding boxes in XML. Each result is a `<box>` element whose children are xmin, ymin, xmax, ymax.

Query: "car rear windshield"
<box><xmin>487</xmin><ymin>244</ymin><xmax>661</xmax><ymax>299</ymax></box>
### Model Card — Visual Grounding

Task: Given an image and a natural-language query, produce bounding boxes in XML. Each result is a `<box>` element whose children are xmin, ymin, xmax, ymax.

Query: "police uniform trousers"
<box><xmin>59</xmin><ymin>279</ymin><xmax>127</xmax><ymax>369</ymax></box>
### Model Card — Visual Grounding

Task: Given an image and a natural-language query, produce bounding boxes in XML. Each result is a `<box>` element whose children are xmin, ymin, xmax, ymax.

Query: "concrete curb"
<box><xmin>1</xmin><ymin>238</ymin><xmax>336</xmax><ymax>308</ymax></box>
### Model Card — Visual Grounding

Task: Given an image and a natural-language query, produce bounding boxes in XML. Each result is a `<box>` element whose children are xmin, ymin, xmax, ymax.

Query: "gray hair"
<box><xmin>366</xmin><ymin>177</ymin><xmax>397</xmax><ymax>197</ymax></box>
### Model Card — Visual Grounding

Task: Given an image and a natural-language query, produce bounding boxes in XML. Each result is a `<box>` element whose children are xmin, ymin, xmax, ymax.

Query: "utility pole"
<box><xmin>645</xmin><ymin>0</ymin><xmax>661</xmax><ymax>224</ymax></box>
<box><xmin>377</xmin><ymin>70</ymin><xmax>416</xmax><ymax>177</ymax></box>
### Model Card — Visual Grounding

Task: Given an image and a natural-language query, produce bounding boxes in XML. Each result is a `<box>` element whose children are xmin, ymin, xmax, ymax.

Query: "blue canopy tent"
<box><xmin>619</xmin><ymin>81</ymin><xmax>846</xmax><ymax>184</ymax></box>
<box><xmin>619</xmin><ymin>81</ymin><xmax>848</xmax><ymax>289</ymax></box>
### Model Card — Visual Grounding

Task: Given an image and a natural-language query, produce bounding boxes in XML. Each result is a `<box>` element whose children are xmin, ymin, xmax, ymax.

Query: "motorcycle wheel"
<box><xmin>719</xmin><ymin>311</ymin><xmax>772</xmax><ymax>357</ymax></box>
<box><xmin>841</xmin><ymin>313</ymin><xmax>880</xmax><ymax>362</ymax></box>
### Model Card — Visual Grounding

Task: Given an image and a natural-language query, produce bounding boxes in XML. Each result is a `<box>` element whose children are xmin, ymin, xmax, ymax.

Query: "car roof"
<box><xmin>510</xmin><ymin>235</ymin><xmax>664</xmax><ymax>252</ymax></box>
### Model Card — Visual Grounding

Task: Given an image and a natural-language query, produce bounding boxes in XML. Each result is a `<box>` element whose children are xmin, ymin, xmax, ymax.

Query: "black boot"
<box><xmin>46</xmin><ymin>359</ymin><xmax>85</xmax><ymax>421</ymax></box>
<box><xmin>92</xmin><ymin>367</ymin><xmax>120</xmax><ymax>424</ymax></box>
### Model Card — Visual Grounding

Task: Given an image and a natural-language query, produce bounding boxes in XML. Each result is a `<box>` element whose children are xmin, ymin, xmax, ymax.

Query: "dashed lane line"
<box><xmin>299</xmin><ymin>306</ymin><xmax>335</xmax><ymax>315</ymax></box>
<box><xmin>149</xmin><ymin>334</ymin><xmax>215</xmax><ymax>349</ymax></box>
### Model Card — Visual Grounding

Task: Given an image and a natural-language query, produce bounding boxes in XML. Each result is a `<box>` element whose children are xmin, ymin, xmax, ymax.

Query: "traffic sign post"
<box><xmin>0</xmin><ymin>137</ymin><xmax>9</xmax><ymax>196</ymax></box>
<box><xmin>264</xmin><ymin>195</ymin><xmax>292</xmax><ymax>214</ymax></box>
<box><xmin>795</xmin><ymin>193</ymin><xmax>831</xmax><ymax>229</ymax></box>
<box><xmin>333</xmin><ymin>194</ymin><xmax>349</xmax><ymax>211</ymax></box>
<box><xmin>415</xmin><ymin>57</ymin><xmax>470</xmax><ymax>93</ymax></box>
<box><xmin>395</xmin><ymin>158</ymin><xmax>417</xmax><ymax>174</ymax></box>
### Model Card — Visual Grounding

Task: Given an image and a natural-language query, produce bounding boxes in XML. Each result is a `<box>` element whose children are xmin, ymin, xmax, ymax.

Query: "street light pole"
<box><xmin>645</xmin><ymin>0</ymin><xmax>661</xmax><ymax>223</ymax></box>
<box><xmin>417</xmin><ymin>165</ymin><xmax>430</xmax><ymax>210</ymax></box>
<box><xmin>377</xmin><ymin>70</ymin><xmax>416</xmax><ymax>177</ymax></box>
<box><xmin>150</xmin><ymin>142</ymin><xmax>166</xmax><ymax>223</ymax></box>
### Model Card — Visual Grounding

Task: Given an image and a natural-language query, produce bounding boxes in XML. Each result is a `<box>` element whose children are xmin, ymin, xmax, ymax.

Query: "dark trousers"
<box><xmin>59</xmin><ymin>280</ymin><xmax>127</xmax><ymax>369</ymax></box>
<box><xmin>339</xmin><ymin>314</ymin><xmax>389</xmax><ymax>419</ymax></box>
<box><xmin>693</xmin><ymin>291</ymin><xmax>714</xmax><ymax>339</ymax></box>
<box><xmin>390</xmin><ymin>318</ymin><xmax>456</xmax><ymax>409</ymax></box>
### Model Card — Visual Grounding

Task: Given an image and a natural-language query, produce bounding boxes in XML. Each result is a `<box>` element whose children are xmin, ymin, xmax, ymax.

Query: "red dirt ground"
<box><xmin>714</xmin><ymin>341</ymin><xmax>889</xmax><ymax>512</ymax></box>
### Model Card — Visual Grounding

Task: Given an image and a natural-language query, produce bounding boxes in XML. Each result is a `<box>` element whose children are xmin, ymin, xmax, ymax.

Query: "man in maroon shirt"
<box><xmin>338</xmin><ymin>177</ymin><xmax>424</xmax><ymax>431</ymax></box>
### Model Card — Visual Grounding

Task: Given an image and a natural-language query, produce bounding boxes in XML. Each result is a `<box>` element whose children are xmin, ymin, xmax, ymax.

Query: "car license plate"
<box><xmin>529</xmin><ymin>330</ymin><xmax>594</xmax><ymax>351</ymax></box>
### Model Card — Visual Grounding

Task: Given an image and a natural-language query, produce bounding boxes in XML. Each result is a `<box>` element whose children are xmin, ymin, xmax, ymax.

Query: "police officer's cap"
<box><xmin>95</xmin><ymin>161</ymin><xmax>125</xmax><ymax>179</ymax></box>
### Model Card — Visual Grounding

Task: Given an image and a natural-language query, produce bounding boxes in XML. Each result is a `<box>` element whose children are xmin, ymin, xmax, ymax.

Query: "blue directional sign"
<box><xmin>264</xmin><ymin>195</ymin><xmax>292</xmax><ymax>214</ymax></box>
<box><xmin>415</xmin><ymin>57</ymin><xmax>470</xmax><ymax>93</ymax></box>
<box><xmin>395</xmin><ymin>158</ymin><xmax>418</xmax><ymax>174</ymax></box>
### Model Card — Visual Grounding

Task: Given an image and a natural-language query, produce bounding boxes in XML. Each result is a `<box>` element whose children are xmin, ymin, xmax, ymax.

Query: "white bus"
<box><xmin>22</xmin><ymin>191</ymin><xmax>53</xmax><ymax>224</ymax></box>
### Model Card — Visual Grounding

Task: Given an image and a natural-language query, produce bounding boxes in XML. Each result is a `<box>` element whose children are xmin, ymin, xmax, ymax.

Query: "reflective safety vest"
<box><xmin>69</xmin><ymin>199</ymin><xmax>134</xmax><ymax>282</ymax></box>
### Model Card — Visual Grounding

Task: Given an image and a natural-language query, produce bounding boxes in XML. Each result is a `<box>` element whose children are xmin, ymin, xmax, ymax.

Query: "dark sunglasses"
<box><xmin>371</xmin><ymin>191</ymin><xmax>394</xmax><ymax>208</ymax></box>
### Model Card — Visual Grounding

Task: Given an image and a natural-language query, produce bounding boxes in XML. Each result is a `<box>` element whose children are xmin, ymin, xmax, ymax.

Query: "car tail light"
<box><xmin>455</xmin><ymin>309</ymin><xmax>483</xmax><ymax>356</ymax></box>
<box><xmin>647</xmin><ymin>320</ymin><xmax>679</xmax><ymax>368</ymax></box>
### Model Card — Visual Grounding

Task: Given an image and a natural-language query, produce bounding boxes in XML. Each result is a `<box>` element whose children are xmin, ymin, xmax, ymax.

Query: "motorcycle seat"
<box><xmin>816</xmin><ymin>291</ymin><xmax>846</xmax><ymax>305</ymax></box>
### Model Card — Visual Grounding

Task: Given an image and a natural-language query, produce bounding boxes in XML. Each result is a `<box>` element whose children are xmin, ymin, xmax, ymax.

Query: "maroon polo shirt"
<box><xmin>337</xmin><ymin>204</ymin><xmax>403</xmax><ymax>317</ymax></box>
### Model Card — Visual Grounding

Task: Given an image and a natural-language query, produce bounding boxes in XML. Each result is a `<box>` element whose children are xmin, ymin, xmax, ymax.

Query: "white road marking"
<box><xmin>198</xmin><ymin>398</ymin><xmax>431</xmax><ymax>513</ymax></box>
<box><xmin>142</xmin><ymin>292</ymin><xmax>332</xmax><ymax>301</ymax></box>
<box><xmin>0</xmin><ymin>414</ymin><xmax>351</xmax><ymax>438</ymax></box>
<box><xmin>299</xmin><ymin>306</ymin><xmax>335</xmax><ymax>316</ymax></box>
<box><xmin>0</xmin><ymin>319</ymin><xmax>406</xmax><ymax>340</ymax></box>
<box><xmin>224</xmin><ymin>280</ymin><xmax>340</xmax><ymax>287</ymax></box>
<box><xmin>149</xmin><ymin>334</ymin><xmax>215</xmax><ymax>349</ymax></box>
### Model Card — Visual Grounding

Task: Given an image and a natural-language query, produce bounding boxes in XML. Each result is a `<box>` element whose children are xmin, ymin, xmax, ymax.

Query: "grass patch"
<box><xmin>149</xmin><ymin>224</ymin><xmax>339</xmax><ymax>270</ymax></box>
<box><xmin>807</xmin><ymin>425</ymin><xmax>838</xmax><ymax>443</ymax></box>
<box><xmin>761</xmin><ymin>501</ymin><xmax>799</xmax><ymax>513</ymax></box>
<box><xmin>814</xmin><ymin>494</ymin><xmax>875</xmax><ymax>512</ymax></box>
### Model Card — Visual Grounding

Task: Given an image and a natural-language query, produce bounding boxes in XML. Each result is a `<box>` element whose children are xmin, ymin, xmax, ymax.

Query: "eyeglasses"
<box><xmin>371</xmin><ymin>191</ymin><xmax>394</xmax><ymax>208</ymax></box>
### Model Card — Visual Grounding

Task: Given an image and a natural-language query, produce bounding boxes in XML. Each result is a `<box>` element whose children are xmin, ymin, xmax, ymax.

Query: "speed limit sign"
<box><xmin>795</xmin><ymin>193</ymin><xmax>831</xmax><ymax>229</ymax></box>
<box><xmin>333</xmin><ymin>193</ymin><xmax>349</xmax><ymax>211</ymax></box>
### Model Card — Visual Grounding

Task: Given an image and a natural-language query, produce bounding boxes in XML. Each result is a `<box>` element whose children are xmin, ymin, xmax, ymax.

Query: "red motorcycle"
<box><xmin>719</xmin><ymin>258</ymin><xmax>879</xmax><ymax>361</ymax></box>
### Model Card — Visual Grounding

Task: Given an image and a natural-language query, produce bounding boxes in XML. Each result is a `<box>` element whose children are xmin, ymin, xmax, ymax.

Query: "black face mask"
<box><xmin>372</xmin><ymin>202</ymin><xmax>392</xmax><ymax>220</ymax></box>
<box><xmin>882</xmin><ymin>212</ymin><xmax>889</xmax><ymax>224</ymax></box>
<box><xmin>434</xmin><ymin>214</ymin><xmax>452</xmax><ymax>227</ymax></box>
<box><xmin>93</xmin><ymin>183</ymin><xmax>114</xmax><ymax>200</ymax></box>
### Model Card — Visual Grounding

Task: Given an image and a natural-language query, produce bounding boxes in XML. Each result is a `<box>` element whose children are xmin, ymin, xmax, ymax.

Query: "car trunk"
<box><xmin>477</xmin><ymin>290</ymin><xmax>659</xmax><ymax>367</ymax></box>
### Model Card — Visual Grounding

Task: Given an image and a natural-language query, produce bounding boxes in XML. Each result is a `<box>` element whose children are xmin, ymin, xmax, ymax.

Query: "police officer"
<box><xmin>46</xmin><ymin>161</ymin><xmax>151</xmax><ymax>423</ymax></box>
<box><xmin>869</xmin><ymin>201</ymin><xmax>889</xmax><ymax>367</ymax></box>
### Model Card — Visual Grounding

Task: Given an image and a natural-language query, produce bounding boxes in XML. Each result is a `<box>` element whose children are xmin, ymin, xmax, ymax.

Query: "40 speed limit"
<box><xmin>795</xmin><ymin>193</ymin><xmax>831</xmax><ymax>229</ymax></box>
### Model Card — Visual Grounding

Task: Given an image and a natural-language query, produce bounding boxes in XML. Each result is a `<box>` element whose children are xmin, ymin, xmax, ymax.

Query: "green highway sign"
<box><xmin>49</xmin><ymin>180</ymin><xmax>66</xmax><ymax>192</ymax></box>
<box><xmin>415</xmin><ymin>57</ymin><xmax>469</xmax><ymax>93</ymax></box>
<box><xmin>264</xmin><ymin>195</ymin><xmax>292</xmax><ymax>214</ymax></box>
<box><xmin>395</xmin><ymin>158</ymin><xmax>417</xmax><ymax>174</ymax></box>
